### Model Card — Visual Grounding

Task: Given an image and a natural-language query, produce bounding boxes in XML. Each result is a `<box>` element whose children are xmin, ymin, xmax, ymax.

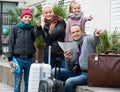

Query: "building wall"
<box><xmin>91</xmin><ymin>0</ymin><xmax>111</xmax><ymax>31</ymax></box>
<box><xmin>0</xmin><ymin>0</ymin><xmax>113</xmax><ymax>32</ymax></box>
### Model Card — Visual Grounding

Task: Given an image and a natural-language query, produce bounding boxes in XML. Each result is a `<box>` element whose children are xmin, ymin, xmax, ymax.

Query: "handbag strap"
<box><xmin>104</xmin><ymin>50</ymin><xmax>118</xmax><ymax>54</ymax></box>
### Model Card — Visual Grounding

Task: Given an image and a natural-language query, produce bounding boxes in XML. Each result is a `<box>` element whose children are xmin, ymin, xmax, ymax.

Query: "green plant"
<box><xmin>35</xmin><ymin>35</ymin><xmax>46</xmax><ymax>48</ymax></box>
<box><xmin>53</xmin><ymin>4</ymin><xmax>67</xmax><ymax>19</ymax></box>
<box><xmin>7</xmin><ymin>8</ymin><xmax>23</xmax><ymax>23</ymax></box>
<box><xmin>96</xmin><ymin>29</ymin><xmax>120</xmax><ymax>53</ymax></box>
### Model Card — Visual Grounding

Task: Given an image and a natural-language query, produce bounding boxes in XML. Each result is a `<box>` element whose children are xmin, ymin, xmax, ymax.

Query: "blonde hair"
<box><xmin>69</xmin><ymin>1</ymin><xmax>81</xmax><ymax>13</ymax></box>
<box><xmin>42</xmin><ymin>4</ymin><xmax>53</xmax><ymax>13</ymax></box>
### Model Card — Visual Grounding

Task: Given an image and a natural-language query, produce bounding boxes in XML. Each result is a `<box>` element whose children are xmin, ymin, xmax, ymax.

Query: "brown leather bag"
<box><xmin>88</xmin><ymin>50</ymin><xmax>120</xmax><ymax>88</ymax></box>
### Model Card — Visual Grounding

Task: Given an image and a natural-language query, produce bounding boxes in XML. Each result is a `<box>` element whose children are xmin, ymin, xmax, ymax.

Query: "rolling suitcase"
<box><xmin>38</xmin><ymin>46</ymin><xmax>64</xmax><ymax>92</ymax></box>
<box><xmin>28</xmin><ymin>46</ymin><xmax>52</xmax><ymax>92</ymax></box>
<box><xmin>38</xmin><ymin>77</ymin><xmax>64</xmax><ymax>92</ymax></box>
<box><xmin>88</xmin><ymin>50</ymin><xmax>120</xmax><ymax>88</ymax></box>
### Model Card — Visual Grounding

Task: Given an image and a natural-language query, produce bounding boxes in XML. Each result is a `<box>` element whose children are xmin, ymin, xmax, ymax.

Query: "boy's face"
<box><xmin>42</xmin><ymin>7</ymin><xmax>54</xmax><ymax>20</ymax></box>
<box><xmin>71</xmin><ymin>4</ymin><xmax>81</xmax><ymax>14</ymax></box>
<box><xmin>21</xmin><ymin>15</ymin><xmax>32</xmax><ymax>24</ymax></box>
<box><xmin>70</xmin><ymin>26</ymin><xmax>82</xmax><ymax>40</ymax></box>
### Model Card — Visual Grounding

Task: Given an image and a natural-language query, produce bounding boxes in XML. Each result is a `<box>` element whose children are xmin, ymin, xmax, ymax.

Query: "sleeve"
<box><xmin>7</xmin><ymin>26</ymin><xmax>16</xmax><ymax>61</ymax></box>
<box><xmin>35</xmin><ymin>26</ymin><xmax>43</xmax><ymax>38</ymax></box>
<box><xmin>65</xmin><ymin>52</ymin><xmax>78</xmax><ymax>70</ymax></box>
<box><xmin>49</xmin><ymin>19</ymin><xmax>66</xmax><ymax>41</ymax></box>
<box><xmin>88</xmin><ymin>32</ymin><xmax>100</xmax><ymax>48</ymax></box>
<box><xmin>64</xmin><ymin>19</ymin><xmax>71</xmax><ymax>42</ymax></box>
<box><xmin>43</xmin><ymin>19</ymin><xmax>66</xmax><ymax>42</ymax></box>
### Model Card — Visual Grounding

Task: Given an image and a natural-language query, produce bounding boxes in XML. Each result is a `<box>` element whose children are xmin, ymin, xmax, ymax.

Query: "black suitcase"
<box><xmin>38</xmin><ymin>77</ymin><xmax>64</xmax><ymax>92</ymax></box>
<box><xmin>38</xmin><ymin>46</ymin><xmax>64</xmax><ymax>92</ymax></box>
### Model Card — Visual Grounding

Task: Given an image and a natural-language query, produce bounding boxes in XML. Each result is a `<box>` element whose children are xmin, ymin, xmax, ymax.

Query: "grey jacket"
<box><xmin>66</xmin><ymin>32</ymin><xmax>99</xmax><ymax>71</ymax></box>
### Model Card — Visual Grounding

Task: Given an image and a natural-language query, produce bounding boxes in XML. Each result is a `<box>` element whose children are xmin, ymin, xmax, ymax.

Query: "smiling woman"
<box><xmin>40</xmin><ymin>4</ymin><xmax>66</xmax><ymax>68</ymax></box>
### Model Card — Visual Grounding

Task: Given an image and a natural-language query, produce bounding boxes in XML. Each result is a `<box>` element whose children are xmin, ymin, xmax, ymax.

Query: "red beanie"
<box><xmin>20</xmin><ymin>8</ymin><xmax>32</xmax><ymax>19</ymax></box>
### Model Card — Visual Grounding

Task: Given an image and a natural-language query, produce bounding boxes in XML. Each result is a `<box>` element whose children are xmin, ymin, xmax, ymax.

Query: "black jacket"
<box><xmin>43</xmin><ymin>18</ymin><xmax>66</xmax><ymax>53</ymax></box>
<box><xmin>7</xmin><ymin>25</ymin><xmax>42</xmax><ymax>61</ymax></box>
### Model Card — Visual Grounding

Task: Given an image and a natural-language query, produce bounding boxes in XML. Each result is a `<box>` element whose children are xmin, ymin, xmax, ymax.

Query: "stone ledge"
<box><xmin>76</xmin><ymin>86</ymin><xmax>120</xmax><ymax>92</ymax></box>
<box><xmin>0</xmin><ymin>65</ymin><xmax>14</xmax><ymax>86</ymax></box>
<box><xmin>0</xmin><ymin>57</ymin><xmax>24</xmax><ymax>91</ymax></box>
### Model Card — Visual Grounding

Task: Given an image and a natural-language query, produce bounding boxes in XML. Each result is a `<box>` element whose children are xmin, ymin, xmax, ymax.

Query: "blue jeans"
<box><xmin>52</xmin><ymin>68</ymin><xmax>88</xmax><ymax>92</ymax></box>
<box><xmin>44</xmin><ymin>48</ymin><xmax>66</xmax><ymax>68</ymax></box>
<box><xmin>14</xmin><ymin>58</ymin><xmax>33</xmax><ymax>92</ymax></box>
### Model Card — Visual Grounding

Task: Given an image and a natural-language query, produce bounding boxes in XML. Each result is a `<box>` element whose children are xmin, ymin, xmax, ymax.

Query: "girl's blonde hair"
<box><xmin>69</xmin><ymin>1</ymin><xmax>81</xmax><ymax>13</ymax></box>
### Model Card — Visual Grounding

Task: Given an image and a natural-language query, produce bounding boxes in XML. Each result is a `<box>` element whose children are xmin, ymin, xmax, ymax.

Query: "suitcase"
<box><xmin>88</xmin><ymin>50</ymin><xmax>120</xmax><ymax>88</ymax></box>
<box><xmin>38</xmin><ymin>46</ymin><xmax>64</xmax><ymax>92</ymax></box>
<box><xmin>38</xmin><ymin>77</ymin><xmax>64</xmax><ymax>92</ymax></box>
<box><xmin>28</xmin><ymin>46</ymin><xmax>52</xmax><ymax>92</ymax></box>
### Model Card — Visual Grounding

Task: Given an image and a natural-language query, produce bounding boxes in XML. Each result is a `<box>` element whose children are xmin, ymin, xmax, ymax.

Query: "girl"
<box><xmin>65</xmin><ymin>1</ymin><xmax>93</xmax><ymax>42</ymax></box>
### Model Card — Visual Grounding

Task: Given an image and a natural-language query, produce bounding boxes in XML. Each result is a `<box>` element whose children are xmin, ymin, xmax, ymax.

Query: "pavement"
<box><xmin>0</xmin><ymin>82</ymin><xmax>13</xmax><ymax>92</ymax></box>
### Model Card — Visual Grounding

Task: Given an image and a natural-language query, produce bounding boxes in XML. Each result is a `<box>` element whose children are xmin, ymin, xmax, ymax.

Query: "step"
<box><xmin>76</xmin><ymin>86</ymin><xmax>120</xmax><ymax>92</ymax></box>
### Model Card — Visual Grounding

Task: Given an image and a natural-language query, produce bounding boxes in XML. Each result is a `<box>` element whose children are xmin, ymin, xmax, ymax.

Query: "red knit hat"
<box><xmin>20</xmin><ymin>8</ymin><xmax>32</xmax><ymax>19</ymax></box>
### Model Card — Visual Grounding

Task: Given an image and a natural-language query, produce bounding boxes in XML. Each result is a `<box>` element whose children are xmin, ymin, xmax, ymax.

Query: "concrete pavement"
<box><xmin>0</xmin><ymin>82</ymin><xmax>13</xmax><ymax>92</ymax></box>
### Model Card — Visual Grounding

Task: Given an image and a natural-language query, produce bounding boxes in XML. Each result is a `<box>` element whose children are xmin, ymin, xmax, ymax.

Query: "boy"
<box><xmin>7</xmin><ymin>8</ymin><xmax>41</xmax><ymax>92</ymax></box>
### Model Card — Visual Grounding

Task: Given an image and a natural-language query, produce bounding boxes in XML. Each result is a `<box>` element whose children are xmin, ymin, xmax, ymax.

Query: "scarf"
<box><xmin>68</xmin><ymin>12</ymin><xmax>83</xmax><ymax>20</ymax></box>
<box><xmin>75</xmin><ymin>35</ymin><xmax>83</xmax><ymax>61</ymax></box>
<box><xmin>44</xmin><ymin>15</ymin><xmax>61</xmax><ymax>26</ymax></box>
<box><xmin>17</xmin><ymin>21</ymin><xmax>33</xmax><ymax>29</ymax></box>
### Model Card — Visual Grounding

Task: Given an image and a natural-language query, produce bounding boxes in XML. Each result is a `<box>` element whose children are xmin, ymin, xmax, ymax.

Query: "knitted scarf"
<box><xmin>68</xmin><ymin>12</ymin><xmax>83</xmax><ymax>20</ymax></box>
<box><xmin>17</xmin><ymin>21</ymin><xmax>33</xmax><ymax>29</ymax></box>
<box><xmin>44</xmin><ymin>15</ymin><xmax>61</xmax><ymax>26</ymax></box>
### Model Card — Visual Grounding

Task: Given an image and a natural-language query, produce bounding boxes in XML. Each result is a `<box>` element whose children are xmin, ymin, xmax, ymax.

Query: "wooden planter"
<box><xmin>36</xmin><ymin>48</ymin><xmax>44</xmax><ymax>63</ymax></box>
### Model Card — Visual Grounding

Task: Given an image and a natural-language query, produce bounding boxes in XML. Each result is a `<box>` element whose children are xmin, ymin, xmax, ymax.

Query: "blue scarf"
<box><xmin>17</xmin><ymin>21</ymin><xmax>33</xmax><ymax>29</ymax></box>
<box><xmin>68</xmin><ymin>12</ymin><xmax>83</xmax><ymax>20</ymax></box>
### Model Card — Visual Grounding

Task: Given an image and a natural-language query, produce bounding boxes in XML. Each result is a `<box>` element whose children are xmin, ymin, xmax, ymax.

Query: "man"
<box><xmin>52</xmin><ymin>25</ymin><xmax>103</xmax><ymax>92</ymax></box>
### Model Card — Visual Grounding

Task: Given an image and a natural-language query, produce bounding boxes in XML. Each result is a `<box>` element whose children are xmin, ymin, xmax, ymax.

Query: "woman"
<box><xmin>41</xmin><ymin>5</ymin><xmax>66</xmax><ymax>68</ymax></box>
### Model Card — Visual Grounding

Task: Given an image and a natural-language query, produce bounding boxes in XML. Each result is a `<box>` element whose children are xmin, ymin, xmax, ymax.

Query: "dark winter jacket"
<box><xmin>7</xmin><ymin>25</ymin><xmax>42</xmax><ymax>61</ymax></box>
<box><xmin>43</xmin><ymin>18</ymin><xmax>66</xmax><ymax>53</ymax></box>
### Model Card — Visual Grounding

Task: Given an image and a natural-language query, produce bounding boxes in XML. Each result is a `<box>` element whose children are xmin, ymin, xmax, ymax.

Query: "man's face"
<box><xmin>70</xmin><ymin>26</ymin><xmax>82</xmax><ymax>40</ymax></box>
<box><xmin>42</xmin><ymin>7</ymin><xmax>54</xmax><ymax>20</ymax></box>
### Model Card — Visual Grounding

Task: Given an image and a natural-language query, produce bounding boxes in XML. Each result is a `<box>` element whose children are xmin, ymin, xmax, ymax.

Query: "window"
<box><xmin>2</xmin><ymin>2</ymin><xmax>17</xmax><ymax>13</ymax></box>
<box><xmin>111</xmin><ymin>0</ymin><xmax>120</xmax><ymax>32</ymax></box>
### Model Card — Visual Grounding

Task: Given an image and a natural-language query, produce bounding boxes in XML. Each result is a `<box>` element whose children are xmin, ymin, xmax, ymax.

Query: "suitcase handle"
<box><xmin>104</xmin><ymin>50</ymin><xmax>118</xmax><ymax>54</ymax></box>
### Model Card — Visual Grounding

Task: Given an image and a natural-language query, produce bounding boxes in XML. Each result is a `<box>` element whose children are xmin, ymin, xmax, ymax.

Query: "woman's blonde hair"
<box><xmin>42</xmin><ymin>4</ymin><xmax>53</xmax><ymax>13</ymax></box>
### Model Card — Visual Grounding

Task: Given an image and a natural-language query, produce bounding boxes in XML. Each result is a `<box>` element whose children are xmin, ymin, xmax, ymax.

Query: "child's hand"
<box><xmin>9</xmin><ymin>61</ymin><xmax>13</xmax><ymax>67</ymax></box>
<box><xmin>88</xmin><ymin>15</ymin><xmax>93</xmax><ymax>21</ymax></box>
<box><xmin>95</xmin><ymin>30</ymin><xmax>103</xmax><ymax>36</ymax></box>
<box><xmin>36</xmin><ymin>19</ymin><xmax>41</xmax><ymax>27</ymax></box>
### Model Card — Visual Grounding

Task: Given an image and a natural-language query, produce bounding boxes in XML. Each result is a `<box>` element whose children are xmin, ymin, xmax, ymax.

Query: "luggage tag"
<box><xmin>94</xmin><ymin>55</ymin><xmax>98</xmax><ymax>61</ymax></box>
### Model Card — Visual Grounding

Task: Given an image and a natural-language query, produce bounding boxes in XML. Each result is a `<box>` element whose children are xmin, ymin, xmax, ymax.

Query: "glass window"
<box><xmin>0</xmin><ymin>2</ymin><xmax>1</xmax><ymax>12</ymax></box>
<box><xmin>111</xmin><ymin>0</ymin><xmax>120</xmax><ymax>31</ymax></box>
<box><xmin>2</xmin><ymin>2</ymin><xmax>17</xmax><ymax>13</ymax></box>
